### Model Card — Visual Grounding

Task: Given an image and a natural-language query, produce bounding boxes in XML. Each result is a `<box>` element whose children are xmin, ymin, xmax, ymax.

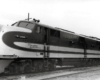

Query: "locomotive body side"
<box><xmin>0</xmin><ymin>20</ymin><xmax>100</xmax><ymax>74</ymax></box>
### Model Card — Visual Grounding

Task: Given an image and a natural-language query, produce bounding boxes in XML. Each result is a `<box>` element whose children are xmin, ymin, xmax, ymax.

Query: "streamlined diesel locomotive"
<box><xmin>0</xmin><ymin>18</ymin><xmax>100</xmax><ymax>74</ymax></box>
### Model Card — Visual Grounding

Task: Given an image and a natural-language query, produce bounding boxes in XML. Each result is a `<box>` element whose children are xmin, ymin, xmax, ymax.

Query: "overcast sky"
<box><xmin>0</xmin><ymin>0</ymin><xmax>100</xmax><ymax>38</ymax></box>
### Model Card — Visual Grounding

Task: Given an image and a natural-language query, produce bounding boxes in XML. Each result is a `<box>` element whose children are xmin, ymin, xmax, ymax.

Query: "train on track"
<box><xmin>0</xmin><ymin>17</ymin><xmax>100</xmax><ymax>74</ymax></box>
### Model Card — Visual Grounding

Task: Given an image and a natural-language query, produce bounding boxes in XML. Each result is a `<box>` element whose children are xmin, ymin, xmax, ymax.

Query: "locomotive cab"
<box><xmin>11</xmin><ymin>20</ymin><xmax>49</xmax><ymax>57</ymax></box>
<box><xmin>11</xmin><ymin>20</ymin><xmax>47</xmax><ymax>41</ymax></box>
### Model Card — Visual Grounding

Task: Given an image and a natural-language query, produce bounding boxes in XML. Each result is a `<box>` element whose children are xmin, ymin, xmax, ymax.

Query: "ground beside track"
<box><xmin>1</xmin><ymin>65</ymin><xmax>100</xmax><ymax>80</ymax></box>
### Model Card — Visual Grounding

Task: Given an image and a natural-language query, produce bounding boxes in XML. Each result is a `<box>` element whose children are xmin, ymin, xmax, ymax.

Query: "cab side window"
<box><xmin>36</xmin><ymin>25</ymin><xmax>46</xmax><ymax>35</ymax></box>
<box><xmin>36</xmin><ymin>26</ymin><xmax>41</xmax><ymax>33</ymax></box>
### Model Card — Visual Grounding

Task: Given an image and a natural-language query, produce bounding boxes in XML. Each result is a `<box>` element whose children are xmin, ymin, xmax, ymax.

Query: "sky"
<box><xmin>0</xmin><ymin>0</ymin><xmax>100</xmax><ymax>38</ymax></box>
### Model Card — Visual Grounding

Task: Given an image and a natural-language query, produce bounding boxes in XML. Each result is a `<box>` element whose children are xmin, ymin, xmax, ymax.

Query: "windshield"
<box><xmin>17</xmin><ymin>21</ymin><xmax>35</xmax><ymax>30</ymax></box>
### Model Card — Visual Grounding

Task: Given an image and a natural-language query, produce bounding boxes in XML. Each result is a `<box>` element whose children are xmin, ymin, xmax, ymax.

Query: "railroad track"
<box><xmin>42</xmin><ymin>65</ymin><xmax>100</xmax><ymax>80</ymax></box>
<box><xmin>0</xmin><ymin>65</ymin><xmax>100</xmax><ymax>80</ymax></box>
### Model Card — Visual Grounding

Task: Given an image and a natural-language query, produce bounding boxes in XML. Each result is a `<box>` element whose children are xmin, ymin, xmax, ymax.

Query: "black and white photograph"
<box><xmin>0</xmin><ymin>0</ymin><xmax>100</xmax><ymax>80</ymax></box>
